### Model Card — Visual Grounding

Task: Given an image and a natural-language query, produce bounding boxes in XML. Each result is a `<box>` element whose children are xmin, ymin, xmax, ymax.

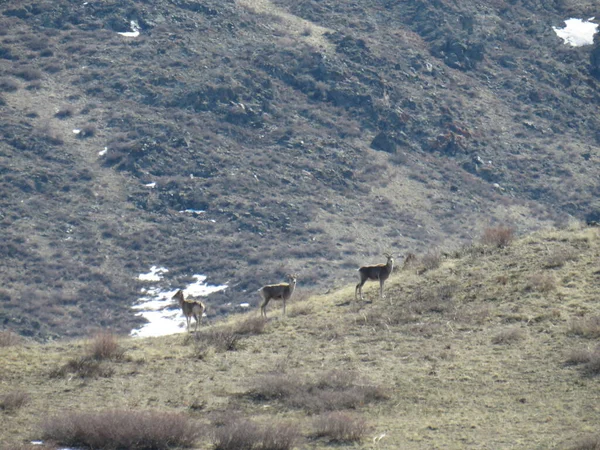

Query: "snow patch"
<box><xmin>118</xmin><ymin>20</ymin><xmax>141</xmax><ymax>38</ymax></box>
<box><xmin>553</xmin><ymin>18</ymin><xmax>598</xmax><ymax>46</ymax></box>
<box><xmin>131</xmin><ymin>269</ymin><xmax>227</xmax><ymax>338</ymax></box>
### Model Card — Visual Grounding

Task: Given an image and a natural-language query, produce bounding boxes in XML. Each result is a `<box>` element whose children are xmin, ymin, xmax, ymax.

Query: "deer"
<box><xmin>258</xmin><ymin>274</ymin><xmax>297</xmax><ymax>318</ymax></box>
<box><xmin>172</xmin><ymin>289</ymin><xmax>206</xmax><ymax>333</ymax></box>
<box><xmin>355</xmin><ymin>253</ymin><xmax>394</xmax><ymax>301</ymax></box>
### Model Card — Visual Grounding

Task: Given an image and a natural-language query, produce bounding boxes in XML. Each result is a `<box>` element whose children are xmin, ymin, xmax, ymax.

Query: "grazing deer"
<box><xmin>355</xmin><ymin>253</ymin><xmax>394</xmax><ymax>300</ymax></box>
<box><xmin>172</xmin><ymin>289</ymin><xmax>206</xmax><ymax>333</ymax></box>
<box><xmin>258</xmin><ymin>274</ymin><xmax>297</xmax><ymax>318</ymax></box>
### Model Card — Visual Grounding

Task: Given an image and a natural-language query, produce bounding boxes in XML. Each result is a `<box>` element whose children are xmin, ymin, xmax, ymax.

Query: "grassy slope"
<box><xmin>2</xmin><ymin>225</ymin><xmax>600</xmax><ymax>449</ymax></box>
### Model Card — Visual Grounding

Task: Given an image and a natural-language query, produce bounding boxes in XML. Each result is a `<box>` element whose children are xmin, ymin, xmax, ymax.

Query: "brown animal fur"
<box><xmin>172</xmin><ymin>289</ymin><xmax>206</xmax><ymax>333</ymax></box>
<box><xmin>355</xmin><ymin>254</ymin><xmax>394</xmax><ymax>300</ymax></box>
<box><xmin>258</xmin><ymin>274</ymin><xmax>297</xmax><ymax>318</ymax></box>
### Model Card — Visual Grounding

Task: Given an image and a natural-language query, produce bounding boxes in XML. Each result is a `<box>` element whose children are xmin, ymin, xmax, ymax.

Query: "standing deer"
<box><xmin>355</xmin><ymin>253</ymin><xmax>394</xmax><ymax>300</ymax></box>
<box><xmin>172</xmin><ymin>289</ymin><xmax>206</xmax><ymax>333</ymax></box>
<box><xmin>258</xmin><ymin>274</ymin><xmax>297</xmax><ymax>318</ymax></box>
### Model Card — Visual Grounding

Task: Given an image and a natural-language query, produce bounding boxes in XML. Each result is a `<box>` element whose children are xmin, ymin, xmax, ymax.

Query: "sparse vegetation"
<box><xmin>41</xmin><ymin>410</ymin><xmax>199</xmax><ymax>449</ymax></box>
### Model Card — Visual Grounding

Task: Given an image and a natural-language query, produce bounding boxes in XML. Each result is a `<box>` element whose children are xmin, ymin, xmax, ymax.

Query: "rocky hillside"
<box><xmin>0</xmin><ymin>0</ymin><xmax>599</xmax><ymax>339</ymax></box>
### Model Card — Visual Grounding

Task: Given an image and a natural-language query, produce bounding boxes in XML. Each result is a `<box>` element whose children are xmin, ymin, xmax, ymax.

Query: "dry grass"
<box><xmin>41</xmin><ymin>410</ymin><xmax>199</xmax><ymax>449</ymax></box>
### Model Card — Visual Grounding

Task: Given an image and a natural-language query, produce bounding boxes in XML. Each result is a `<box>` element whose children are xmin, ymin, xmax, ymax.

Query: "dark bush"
<box><xmin>0</xmin><ymin>77</ymin><xmax>19</xmax><ymax>92</ymax></box>
<box><xmin>41</xmin><ymin>410</ymin><xmax>199</xmax><ymax>449</ymax></box>
<box><xmin>55</xmin><ymin>105</ymin><xmax>75</xmax><ymax>119</ymax></box>
<box><xmin>49</xmin><ymin>356</ymin><xmax>114</xmax><ymax>379</ymax></box>
<box><xmin>0</xmin><ymin>390</ymin><xmax>30</xmax><ymax>411</ymax></box>
<box><xmin>248</xmin><ymin>370</ymin><xmax>388</xmax><ymax>413</ymax></box>
<box><xmin>567</xmin><ymin>434</ymin><xmax>600</xmax><ymax>449</ymax></box>
<box><xmin>13</xmin><ymin>67</ymin><xmax>42</xmax><ymax>81</ymax></box>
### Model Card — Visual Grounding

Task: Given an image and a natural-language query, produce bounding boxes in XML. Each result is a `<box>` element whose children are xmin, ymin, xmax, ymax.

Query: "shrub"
<box><xmin>41</xmin><ymin>410</ymin><xmax>199</xmax><ymax>449</ymax></box>
<box><xmin>86</xmin><ymin>331</ymin><xmax>125</xmax><ymax>360</ymax></box>
<box><xmin>544</xmin><ymin>247</ymin><xmax>578</xmax><ymax>269</ymax></box>
<box><xmin>0</xmin><ymin>330</ymin><xmax>21</xmax><ymax>347</ymax></box>
<box><xmin>49</xmin><ymin>356</ymin><xmax>114</xmax><ymax>379</ymax></box>
<box><xmin>419</xmin><ymin>250</ymin><xmax>442</xmax><ymax>272</ymax></box>
<box><xmin>77</xmin><ymin>124</ymin><xmax>96</xmax><ymax>138</ymax></box>
<box><xmin>0</xmin><ymin>77</ymin><xmax>19</xmax><ymax>92</ymax></box>
<box><xmin>565</xmin><ymin>346</ymin><xmax>600</xmax><ymax>375</ymax></box>
<box><xmin>567</xmin><ymin>434</ymin><xmax>600</xmax><ymax>450</ymax></box>
<box><xmin>232</xmin><ymin>316</ymin><xmax>267</xmax><ymax>335</ymax></box>
<box><xmin>313</xmin><ymin>412</ymin><xmax>368</xmax><ymax>443</ymax></box>
<box><xmin>13</xmin><ymin>67</ymin><xmax>42</xmax><ymax>81</ymax></box>
<box><xmin>568</xmin><ymin>316</ymin><xmax>600</xmax><ymax>339</ymax></box>
<box><xmin>0</xmin><ymin>390</ymin><xmax>30</xmax><ymax>411</ymax></box>
<box><xmin>525</xmin><ymin>273</ymin><xmax>556</xmax><ymax>293</ymax></box>
<box><xmin>194</xmin><ymin>327</ymin><xmax>241</xmax><ymax>352</ymax></box>
<box><xmin>248</xmin><ymin>370</ymin><xmax>388</xmax><ymax>413</ymax></box>
<box><xmin>491</xmin><ymin>327</ymin><xmax>526</xmax><ymax>344</ymax></box>
<box><xmin>212</xmin><ymin>419</ymin><xmax>299</xmax><ymax>450</ymax></box>
<box><xmin>480</xmin><ymin>226</ymin><xmax>515</xmax><ymax>248</ymax></box>
<box><xmin>55</xmin><ymin>105</ymin><xmax>75</xmax><ymax>119</ymax></box>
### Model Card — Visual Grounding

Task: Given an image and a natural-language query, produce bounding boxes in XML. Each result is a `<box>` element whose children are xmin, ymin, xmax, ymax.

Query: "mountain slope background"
<box><xmin>1</xmin><ymin>0</ymin><xmax>599</xmax><ymax>339</ymax></box>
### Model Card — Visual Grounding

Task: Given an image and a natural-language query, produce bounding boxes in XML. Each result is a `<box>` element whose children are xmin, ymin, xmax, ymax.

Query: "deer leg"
<box><xmin>380</xmin><ymin>278</ymin><xmax>385</xmax><ymax>299</ymax></box>
<box><xmin>260</xmin><ymin>299</ymin><xmax>270</xmax><ymax>318</ymax></box>
<box><xmin>283</xmin><ymin>297</ymin><xmax>287</xmax><ymax>316</ymax></box>
<box><xmin>356</xmin><ymin>279</ymin><xmax>367</xmax><ymax>300</ymax></box>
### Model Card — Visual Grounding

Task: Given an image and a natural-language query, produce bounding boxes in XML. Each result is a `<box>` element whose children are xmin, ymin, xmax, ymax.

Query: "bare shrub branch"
<box><xmin>86</xmin><ymin>331</ymin><xmax>125</xmax><ymax>361</ymax></box>
<box><xmin>313</xmin><ymin>411</ymin><xmax>368</xmax><ymax>443</ymax></box>
<box><xmin>41</xmin><ymin>410</ymin><xmax>199</xmax><ymax>449</ymax></box>
<box><xmin>568</xmin><ymin>316</ymin><xmax>600</xmax><ymax>339</ymax></box>
<box><xmin>491</xmin><ymin>327</ymin><xmax>526</xmax><ymax>344</ymax></box>
<box><xmin>212</xmin><ymin>419</ymin><xmax>299</xmax><ymax>450</ymax></box>
<box><xmin>0</xmin><ymin>330</ymin><xmax>21</xmax><ymax>347</ymax></box>
<box><xmin>480</xmin><ymin>226</ymin><xmax>515</xmax><ymax>248</ymax></box>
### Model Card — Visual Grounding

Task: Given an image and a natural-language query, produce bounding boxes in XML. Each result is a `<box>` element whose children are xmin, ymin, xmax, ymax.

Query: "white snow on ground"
<box><xmin>131</xmin><ymin>269</ymin><xmax>227</xmax><ymax>338</ymax></box>
<box><xmin>553</xmin><ymin>18</ymin><xmax>598</xmax><ymax>46</ymax></box>
<box><xmin>118</xmin><ymin>20</ymin><xmax>140</xmax><ymax>37</ymax></box>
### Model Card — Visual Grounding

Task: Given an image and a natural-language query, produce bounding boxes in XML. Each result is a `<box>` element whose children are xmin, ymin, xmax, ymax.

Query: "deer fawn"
<box><xmin>172</xmin><ymin>289</ymin><xmax>206</xmax><ymax>333</ymax></box>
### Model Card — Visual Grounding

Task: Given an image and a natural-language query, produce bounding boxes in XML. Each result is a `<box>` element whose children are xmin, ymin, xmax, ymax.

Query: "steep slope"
<box><xmin>0</xmin><ymin>0</ymin><xmax>599</xmax><ymax>339</ymax></box>
<box><xmin>2</xmin><ymin>226</ymin><xmax>600</xmax><ymax>449</ymax></box>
